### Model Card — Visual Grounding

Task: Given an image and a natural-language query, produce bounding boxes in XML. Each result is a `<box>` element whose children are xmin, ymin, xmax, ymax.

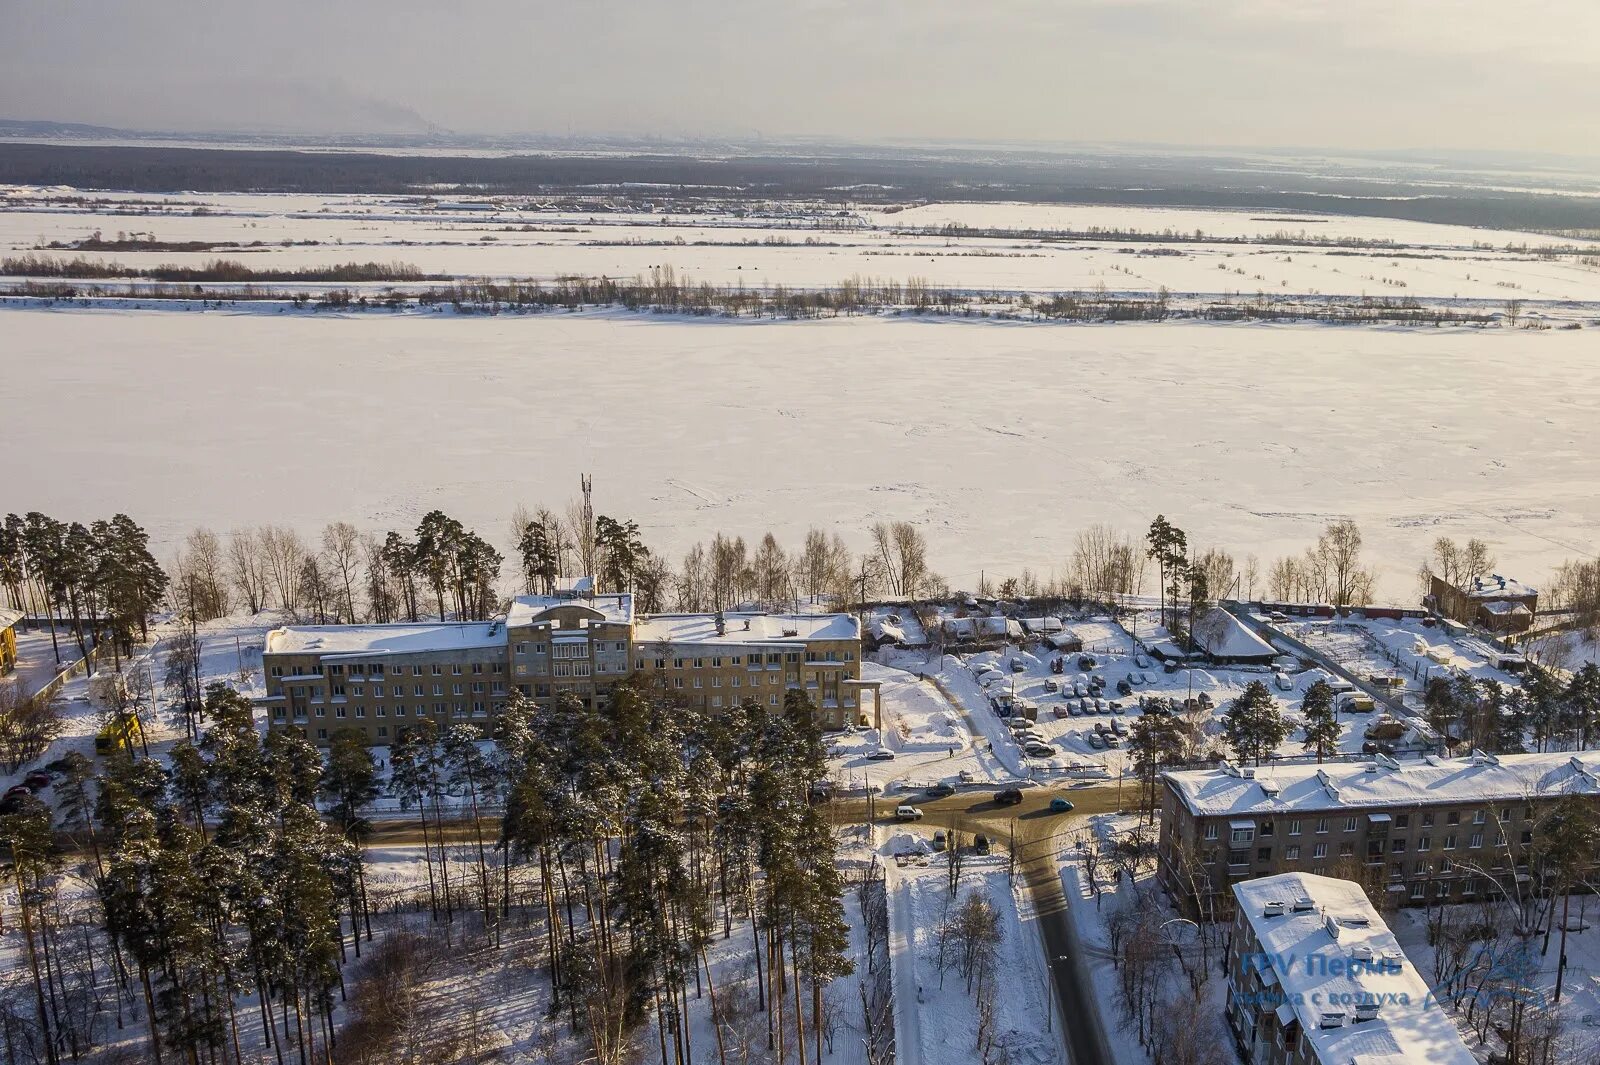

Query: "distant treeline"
<box><xmin>919</xmin><ymin>222</ymin><xmax>1403</xmax><ymax>250</ymax></box>
<box><xmin>2</xmin><ymin>269</ymin><xmax>1518</xmax><ymax>327</ymax></box>
<box><xmin>1</xmin><ymin>254</ymin><xmax>431</xmax><ymax>283</ymax></box>
<box><xmin>7</xmin><ymin>141</ymin><xmax>1600</xmax><ymax>232</ymax></box>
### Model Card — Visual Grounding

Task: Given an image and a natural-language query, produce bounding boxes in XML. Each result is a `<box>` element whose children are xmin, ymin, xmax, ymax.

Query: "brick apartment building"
<box><xmin>1226</xmin><ymin>872</ymin><xmax>1474</xmax><ymax>1065</ymax></box>
<box><xmin>1428</xmin><ymin>573</ymin><xmax>1537</xmax><ymax>635</ymax></box>
<box><xmin>1157</xmin><ymin>751</ymin><xmax>1600</xmax><ymax>917</ymax></box>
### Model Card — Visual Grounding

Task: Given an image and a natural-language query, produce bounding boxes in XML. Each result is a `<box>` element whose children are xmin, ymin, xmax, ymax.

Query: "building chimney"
<box><xmin>715</xmin><ymin>610</ymin><xmax>726</xmax><ymax>637</ymax></box>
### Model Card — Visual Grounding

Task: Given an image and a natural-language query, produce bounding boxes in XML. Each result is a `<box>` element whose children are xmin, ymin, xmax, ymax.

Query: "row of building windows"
<box><xmin>276</xmin><ymin>700</ymin><xmax>504</xmax><ymax>721</ymax></box>
<box><xmin>288</xmin><ymin>680</ymin><xmax>504</xmax><ymax>699</ymax></box>
<box><xmin>272</xmin><ymin>661</ymin><xmax>503</xmax><ymax>678</ymax></box>
<box><xmin>1204</xmin><ymin>806</ymin><xmax>1520</xmax><ymax>842</ymax></box>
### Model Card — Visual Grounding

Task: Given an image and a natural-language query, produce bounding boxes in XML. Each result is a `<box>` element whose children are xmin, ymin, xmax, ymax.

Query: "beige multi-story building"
<box><xmin>1226</xmin><ymin>872</ymin><xmax>1474</xmax><ymax>1065</ymax></box>
<box><xmin>258</xmin><ymin>583</ymin><xmax>876</xmax><ymax>745</ymax></box>
<box><xmin>1157</xmin><ymin>751</ymin><xmax>1600</xmax><ymax>918</ymax></box>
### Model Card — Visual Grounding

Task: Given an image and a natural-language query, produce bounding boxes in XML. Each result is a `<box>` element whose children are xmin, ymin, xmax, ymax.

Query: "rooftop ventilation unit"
<box><xmin>1354</xmin><ymin>1002</ymin><xmax>1381</xmax><ymax>1022</ymax></box>
<box><xmin>1292</xmin><ymin>897</ymin><xmax>1316</xmax><ymax>913</ymax></box>
<box><xmin>1318</xmin><ymin>1012</ymin><xmax>1345</xmax><ymax>1029</ymax></box>
<box><xmin>1350</xmin><ymin>945</ymin><xmax>1375</xmax><ymax>963</ymax></box>
<box><xmin>1262</xmin><ymin>901</ymin><xmax>1286</xmax><ymax>918</ymax></box>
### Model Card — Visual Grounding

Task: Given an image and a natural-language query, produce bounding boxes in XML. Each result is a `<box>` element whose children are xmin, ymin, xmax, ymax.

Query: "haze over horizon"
<box><xmin>3</xmin><ymin>0</ymin><xmax>1597</xmax><ymax>160</ymax></box>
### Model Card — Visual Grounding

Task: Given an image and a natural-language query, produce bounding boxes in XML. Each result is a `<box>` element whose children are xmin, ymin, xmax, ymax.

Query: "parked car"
<box><xmin>994</xmin><ymin>788</ymin><xmax>1024</xmax><ymax>806</ymax></box>
<box><xmin>1111</xmin><ymin>718</ymin><xmax>1128</xmax><ymax>737</ymax></box>
<box><xmin>1078</xmin><ymin>654</ymin><xmax>1097</xmax><ymax>670</ymax></box>
<box><xmin>1105</xmin><ymin>735</ymin><xmax>1122</xmax><ymax>748</ymax></box>
<box><xmin>958</xmin><ymin>769</ymin><xmax>975</xmax><ymax>783</ymax></box>
<box><xmin>1196</xmin><ymin>692</ymin><xmax>1213</xmax><ymax>709</ymax></box>
<box><xmin>973</xmin><ymin>834</ymin><xmax>991</xmax><ymax>855</ymax></box>
<box><xmin>865</xmin><ymin>748</ymin><xmax>896</xmax><ymax>761</ymax></box>
<box><xmin>1086</xmin><ymin>732</ymin><xmax>1106</xmax><ymax>750</ymax></box>
<box><xmin>1109</xmin><ymin>701</ymin><xmax>1123</xmax><ymax>714</ymax></box>
<box><xmin>1134</xmin><ymin>653</ymin><xmax>1152</xmax><ymax>669</ymax></box>
<box><xmin>1043</xmin><ymin>678</ymin><xmax>1060</xmax><ymax>693</ymax></box>
<box><xmin>1049</xmin><ymin>797</ymin><xmax>1076</xmax><ymax>813</ymax></box>
<box><xmin>926</xmin><ymin>782</ymin><xmax>956</xmax><ymax>798</ymax></box>
<box><xmin>1053</xmin><ymin>704</ymin><xmax>1070</xmax><ymax>719</ymax></box>
<box><xmin>1094</xmin><ymin>698</ymin><xmax>1108</xmax><ymax>713</ymax></box>
<box><xmin>1025</xmin><ymin>742</ymin><xmax>1057</xmax><ymax>757</ymax></box>
<box><xmin>1079</xmin><ymin>697</ymin><xmax>1091</xmax><ymax>713</ymax></box>
<box><xmin>1018</xmin><ymin>731</ymin><xmax>1046</xmax><ymax>746</ymax></box>
<box><xmin>1010</xmin><ymin>660</ymin><xmax>1027</xmax><ymax>673</ymax></box>
<box><xmin>1073</xmin><ymin>679</ymin><xmax>1088</xmax><ymax>697</ymax></box>
<box><xmin>1274</xmin><ymin>671</ymin><xmax>1295</xmax><ymax>691</ymax></box>
<box><xmin>1068</xmin><ymin>701</ymin><xmax>1083</xmax><ymax>716</ymax></box>
<box><xmin>1116</xmin><ymin>677</ymin><xmax>1133</xmax><ymax>696</ymax></box>
<box><xmin>1268</xmin><ymin>610</ymin><xmax>1289</xmax><ymax>622</ymax></box>
<box><xmin>23</xmin><ymin>770</ymin><xmax>52</xmax><ymax>791</ymax></box>
<box><xmin>932</xmin><ymin>830</ymin><xmax>948</xmax><ymax>851</ymax></box>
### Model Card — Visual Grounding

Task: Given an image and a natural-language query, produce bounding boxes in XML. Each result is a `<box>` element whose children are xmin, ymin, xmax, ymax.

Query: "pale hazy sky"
<box><xmin>3</xmin><ymin>0</ymin><xmax>1595</xmax><ymax>154</ymax></box>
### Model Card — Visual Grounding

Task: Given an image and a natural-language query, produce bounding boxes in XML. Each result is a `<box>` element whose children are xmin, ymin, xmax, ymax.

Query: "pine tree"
<box><xmin>1222</xmin><ymin>681</ymin><xmax>1289</xmax><ymax>765</ymax></box>
<box><xmin>1299</xmin><ymin>680</ymin><xmax>1341</xmax><ymax>762</ymax></box>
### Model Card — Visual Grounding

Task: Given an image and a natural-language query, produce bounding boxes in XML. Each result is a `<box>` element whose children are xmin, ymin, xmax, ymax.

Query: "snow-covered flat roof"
<box><xmin>1233</xmin><ymin>873</ymin><xmax>1474</xmax><ymax>1065</ymax></box>
<box><xmin>633</xmin><ymin>612</ymin><xmax>859</xmax><ymax>648</ymax></box>
<box><xmin>1168</xmin><ymin>751</ymin><xmax>1600</xmax><ymax>817</ymax></box>
<box><xmin>266</xmin><ymin>622</ymin><xmax>505</xmax><ymax>658</ymax></box>
<box><xmin>506</xmin><ymin>592</ymin><xmax>633</xmax><ymax>628</ymax></box>
<box><xmin>1459</xmin><ymin>574</ymin><xmax>1536</xmax><ymax>599</ymax></box>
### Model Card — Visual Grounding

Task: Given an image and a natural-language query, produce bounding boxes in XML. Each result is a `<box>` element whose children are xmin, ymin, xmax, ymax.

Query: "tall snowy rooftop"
<box><xmin>1233</xmin><ymin>873</ymin><xmax>1474</xmax><ymax>1065</ymax></box>
<box><xmin>633</xmin><ymin>612</ymin><xmax>860</xmax><ymax>647</ymax></box>
<box><xmin>265</xmin><ymin>622</ymin><xmax>504</xmax><ymax>658</ymax></box>
<box><xmin>506</xmin><ymin>591</ymin><xmax>634</xmax><ymax>628</ymax></box>
<box><xmin>1167</xmin><ymin>751</ymin><xmax>1600</xmax><ymax>817</ymax></box>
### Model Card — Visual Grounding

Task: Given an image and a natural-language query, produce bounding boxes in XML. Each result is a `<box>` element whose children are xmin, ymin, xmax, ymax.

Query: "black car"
<box><xmin>23</xmin><ymin>770</ymin><xmax>52</xmax><ymax>791</ymax></box>
<box><xmin>994</xmin><ymin>788</ymin><xmax>1024</xmax><ymax>806</ymax></box>
<box><xmin>973</xmin><ymin>833</ymin><xmax>992</xmax><ymax>855</ymax></box>
<box><xmin>926</xmin><ymin>782</ymin><xmax>956</xmax><ymax>798</ymax></box>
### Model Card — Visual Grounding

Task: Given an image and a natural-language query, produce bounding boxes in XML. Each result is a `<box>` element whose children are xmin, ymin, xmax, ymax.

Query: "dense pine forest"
<box><xmin>0</xmin><ymin>678</ymin><xmax>853</xmax><ymax>1065</ymax></box>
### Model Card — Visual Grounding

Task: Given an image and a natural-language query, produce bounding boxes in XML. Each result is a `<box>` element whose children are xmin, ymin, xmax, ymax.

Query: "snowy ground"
<box><xmin>1389</xmin><ymin>904</ymin><xmax>1600</xmax><ymax>1062</ymax></box>
<box><xmin>1286</xmin><ymin>616</ymin><xmax>1526</xmax><ymax>703</ymax></box>
<box><xmin>898</xmin><ymin>612</ymin><xmax>1396</xmax><ymax>778</ymax></box>
<box><xmin>6</xmin><ymin>189</ymin><xmax>1600</xmax><ymax>307</ymax></box>
<box><xmin>828</xmin><ymin>659</ymin><xmax>1015</xmax><ymax>793</ymax></box>
<box><xmin>6</xmin><ymin>311</ymin><xmax>1600</xmax><ymax>606</ymax></box>
<box><xmin>884</xmin><ymin>849</ymin><xmax>1065</xmax><ymax>1065</ymax></box>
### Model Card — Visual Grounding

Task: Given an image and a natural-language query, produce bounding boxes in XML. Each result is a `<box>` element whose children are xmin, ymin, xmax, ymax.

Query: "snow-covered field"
<box><xmin>5</xmin><ymin>189</ymin><xmax>1600</xmax><ymax>305</ymax></box>
<box><xmin>5</xmin><ymin>309</ymin><xmax>1600</xmax><ymax>602</ymax></box>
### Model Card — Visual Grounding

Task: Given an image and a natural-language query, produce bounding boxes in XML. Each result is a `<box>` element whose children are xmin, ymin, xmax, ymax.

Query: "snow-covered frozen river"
<box><xmin>5</xmin><ymin>307</ymin><xmax>1597</xmax><ymax>599</ymax></box>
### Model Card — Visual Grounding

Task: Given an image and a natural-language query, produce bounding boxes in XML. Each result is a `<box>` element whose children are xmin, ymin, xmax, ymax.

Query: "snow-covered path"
<box><xmin>886</xmin><ymin>866</ymin><xmax>927</xmax><ymax>1065</ymax></box>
